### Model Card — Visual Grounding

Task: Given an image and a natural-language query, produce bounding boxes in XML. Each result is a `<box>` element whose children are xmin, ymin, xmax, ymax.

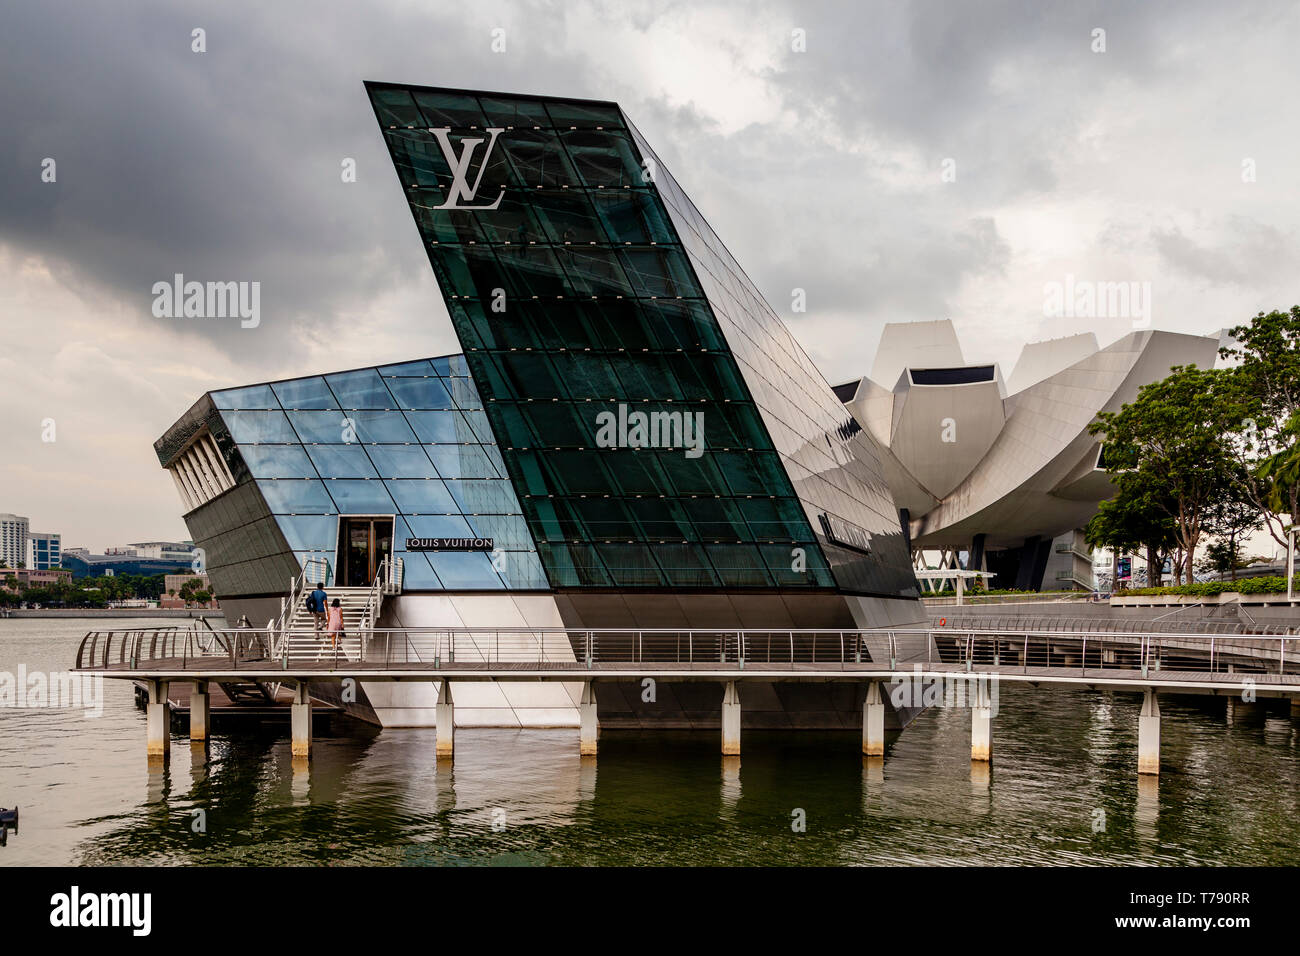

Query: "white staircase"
<box><xmin>268</xmin><ymin>557</ymin><xmax>403</xmax><ymax>664</ymax></box>
<box><xmin>283</xmin><ymin>586</ymin><xmax>373</xmax><ymax>661</ymax></box>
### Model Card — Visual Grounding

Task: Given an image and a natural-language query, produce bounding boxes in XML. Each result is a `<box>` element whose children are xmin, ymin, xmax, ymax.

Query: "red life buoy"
<box><xmin>939</xmin><ymin>617</ymin><xmax>947</xmax><ymax>626</ymax></box>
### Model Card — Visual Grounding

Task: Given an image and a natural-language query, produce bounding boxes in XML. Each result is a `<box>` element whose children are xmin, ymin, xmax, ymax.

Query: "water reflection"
<box><xmin>8</xmin><ymin>620</ymin><xmax>1300</xmax><ymax>865</ymax></box>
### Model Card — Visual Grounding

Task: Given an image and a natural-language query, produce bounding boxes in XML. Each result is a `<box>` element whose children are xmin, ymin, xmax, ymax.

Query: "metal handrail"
<box><xmin>72</xmin><ymin>624</ymin><xmax>1300</xmax><ymax>683</ymax></box>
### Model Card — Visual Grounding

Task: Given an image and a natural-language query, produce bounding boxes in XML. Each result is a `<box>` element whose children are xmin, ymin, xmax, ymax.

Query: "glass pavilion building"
<box><xmin>155</xmin><ymin>83</ymin><xmax>927</xmax><ymax>728</ymax></box>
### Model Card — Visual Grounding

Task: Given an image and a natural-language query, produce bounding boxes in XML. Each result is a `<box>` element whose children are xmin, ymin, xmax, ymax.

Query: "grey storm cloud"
<box><xmin>0</xmin><ymin>0</ymin><xmax>1296</xmax><ymax>372</ymax></box>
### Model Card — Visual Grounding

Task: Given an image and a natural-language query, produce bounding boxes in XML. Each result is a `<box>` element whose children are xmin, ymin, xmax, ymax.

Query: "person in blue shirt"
<box><xmin>308</xmin><ymin>583</ymin><xmax>328</xmax><ymax>637</ymax></box>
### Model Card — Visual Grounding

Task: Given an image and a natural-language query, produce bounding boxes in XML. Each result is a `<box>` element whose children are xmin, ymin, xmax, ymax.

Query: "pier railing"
<box><xmin>72</xmin><ymin>625</ymin><xmax>1300</xmax><ymax>682</ymax></box>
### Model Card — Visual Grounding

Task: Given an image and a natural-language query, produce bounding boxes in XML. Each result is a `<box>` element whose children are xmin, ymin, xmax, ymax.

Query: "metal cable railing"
<box><xmin>72</xmin><ymin>625</ymin><xmax>1300</xmax><ymax>683</ymax></box>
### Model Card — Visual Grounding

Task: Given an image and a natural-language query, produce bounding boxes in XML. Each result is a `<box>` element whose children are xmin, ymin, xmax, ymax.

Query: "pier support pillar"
<box><xmin>863</xmin><ymin>681</ymin><xmax>886</xmax><ymax>757</ymax></box>
<box><xmin>721</xmin><ymin>681</ymin><xmax>741</xmax><ymax>756</ymax></box>
<box><xmin>1138</xmin><ymin>688</ymin><xmax>1160</xmax><ymax>776</ymax></box>
<box><xmin>290</xmin><ymin>682</ymin><xmax>312</xmax><ymax>759</ymax></box>
<box><xmin>190</xmin><ymin>680</ymin><xmax>210</xmax><ymax>743</ymax></box>
<box><xmin>971</xmin><ymin>702</ymin><xmax>992</xmax><ymax>762</ymax></box>
<box><xmin>145</xmin><ymin>680</ymin><xmax>170</xmax><ymax>760</ymax></box>
<box><xmin>1291</xmin><ymin>696</ymin><xmax>1300</xmax><ymax>717</ymax></box>
<box><xmin>436</xmin><ymin>680</ymin><xmax>454</xmax><ymax>759</ymax></box>
<box><xmin>579</xmin><ymin>682</ymin><xmax>598</xmax><ymax>756</ymax></box>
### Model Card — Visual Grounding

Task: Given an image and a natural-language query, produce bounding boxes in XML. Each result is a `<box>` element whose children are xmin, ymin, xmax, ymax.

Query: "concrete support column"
<box><xmin>190</xmin><ymin>680</ymin><xmax>210</xmax><ymax>743</ymax></box>
<box><xmin>436</xmin><ymin>680</ymin><xmax>454</xmax><ymax>759</ymax></box>
<box><xmin>579</xmin><ymin>682</ymin><xmax>598</xmax><ymax>756</ymax></box>
<box><xmin>862</xmin><ymin>681</ymin><xmax>886</xmax><ymax>757</ymax></box>
<box><xmin>145</xmin><ymin>680</ymin><xmax>170</xmax><ymax>760</ymax></box>
<box><xmin>290</xmin><ymin>682</ymin><xmax>312</xmax><ymax>759</ymax></box>
<box><xmin>1291</xmin><ymin>696</ymin><xmax>1300</xmax><ymax>717</ymax></box>
<box><xmin>1138</xmin><ymin>688</ymin><xmax>1160</xmax><ymax>776</ymax></box>
<box><xmin>971</xmin><ymin>702</ymin><xmax>992</xmax><ymax>762</ymax></box>
<box><xmin>721</xmin><ymin>681</ymin><xmax>741</xmax><ymax>756</ymax></box>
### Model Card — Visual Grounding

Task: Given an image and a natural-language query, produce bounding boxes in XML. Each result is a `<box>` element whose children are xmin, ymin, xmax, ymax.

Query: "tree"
<box><xmin>1199</xmin><ymin>489</ymin><xmax>1261</xmax><ymax>581</ymax></box>
<box><xmin>1090</xmin><ymin>364</ymin><xmax>1237</xmax><ymax>584</ymax></box>
<box><xmin>1085</xmin><ymin>472</ymin><xmax>1178</xmax><ymax>586</ymax></box>
<box><xmin>1219</xmin><ymin>307</ymin><xmax>1300</xmax><ymax>551</ymax></box>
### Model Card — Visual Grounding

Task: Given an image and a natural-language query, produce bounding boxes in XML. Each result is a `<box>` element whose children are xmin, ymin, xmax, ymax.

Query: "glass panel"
<box><xmin>237</xmin><ymin>443</ymin><xmax>316</xmax><ymax>478</ymax></box>
<box><xmin>592</xmin><ymin>190</ymin><xmax>676</xmax><ymax>244</ymax></box>
<box><xmin>385</xmin><ymin>376</ymin><xmax>454</xmax><ymax>410</ymax></box>
<box><xmin>370</xmin><ymin>87</ymin><xmax>424</xmax><ymax>127</ymax></box>
<box><xmin>428</xmin><ymin>550</ymin><xmax>504</xmax><ymax>589</ymax></box>
<box><xmin>326</xmin><ymin>369</ymin><xmax>395</xmax><ymax>409</ymax></box>
<box><xmin>366</xmin><ymin>443</ymin><xmax>439</xmax><ymax>479</ymax></box>
<box><xmin>546</xmin><ymin>101</ymin><xmax>625</xmax><ymax>129</ymax></box>
<box><xmin>221</xmin><ymin>410</ymin><xmax>299</xmax><ymax>444</ymax></box>
<box><xmin>528</xmin><ymin>191</ymin><xmax>609</xmax><ymax>245</ymax></box>
<box><xmin>561</xmin><ymin>129</ymin><xmax>643</xmax><ymax>187</ymax></box>
<box><xmin>256</xmin><ymin>479</ymin><xmax>335</xmax><ymax>514</ymax></box>
<box><xmin>444</xmin><ymin>480</ymin><xmax>524</xmax><ymax>514</ymax></box>
<box><xmin>379</xmin><ymin>359</ymin><xmax>435</xmax><ymax>376</ymax></box>
<box><xmin>276</xmin><ymin>514</ymin><xmax>338</xmax><ymax>553</ymax></box>
<box><xmin>425</xmin><ymin>444</ymin><xmax>500</xmax><ymax>479</ymax></box>
<box><xmin>405</xmin><ymin>410</ymin><xmax>475</xmax><ymax>444</ymax></box>
<box><xmin>384</xmin><ymin>479</ymin><xmax>459</xmax><ymax>514</ymax></box>
<box><xmin>323</xmin><ymin>480</ymin><xmax>396</xmax><ymax>514</ymax></box>
<box><xmin>500</xmin><ymin>129</ymin><xmax>580</xmax><ymax>188</ymax></box>
<box><xmin>304</xmin><ymin>444</ymin><xmax>380</xmax><ymax>479</ymax></box>
<box><xmin>212</xmin><ymin>384</ymin><xmax>277</xmax><ymax>409</ymax></box>
<box><xmin>479</xmin><ymin>96</ymin><xmax>550</xmax><ymax>129</ymax></box>
<box><xmin>272</xmin><ymin>377</ymin><xmax>338</xmax><ymax>409</ymax></box>
<box><xmin>413</xmin><ymin>91</ymin><xmax>489</xmax><ymax>128</ymax></box>
<box><xmin>404</xmin><ymin>514</ymin><xmax>474</xmax><ymax>538</ymax></box>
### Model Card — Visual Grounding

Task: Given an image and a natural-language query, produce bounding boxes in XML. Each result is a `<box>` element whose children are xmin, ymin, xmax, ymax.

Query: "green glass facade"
<box><xmin>368</xmin><ymin>83</ymin><xmax>916</xmax><ymax>598</ymax></box>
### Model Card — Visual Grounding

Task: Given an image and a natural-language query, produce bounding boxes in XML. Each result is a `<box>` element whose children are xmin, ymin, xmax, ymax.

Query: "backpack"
<box><xmin>304</xmin><ymin>594</ymin><xmax>314</xmax><ymax>612</ymax></box>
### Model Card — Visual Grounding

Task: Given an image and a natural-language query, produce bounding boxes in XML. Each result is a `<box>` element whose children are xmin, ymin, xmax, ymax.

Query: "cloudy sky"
<box><xmin>1</xmin><ymin>0</ymin><xmax>1296</xmax><ymax>551</ymax></box>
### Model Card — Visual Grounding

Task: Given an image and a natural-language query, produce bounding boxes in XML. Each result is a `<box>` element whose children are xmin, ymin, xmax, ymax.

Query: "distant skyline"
<box><xmin>2</xmin><ymin>0</ymin><xmax>1297</xmax><ymax>550</ymax></box>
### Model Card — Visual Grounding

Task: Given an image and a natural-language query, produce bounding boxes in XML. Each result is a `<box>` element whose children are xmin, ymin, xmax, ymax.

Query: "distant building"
<box><xmin>837</xmin><ymin>320</ymin><xmax>1221</xmax><ymax>590</ymax></box>
<box><xmin>0</xmin><ymin>568</ymin><xmax>72</xmax><ymax>591</ymax></box>
<box><xmin>126</xmin><ymin>541</ymin><xmax>197</xmax><ymax>561</ymax></box>
<box><xmin>27</xmin><ymin>531</ymin><xmax>61</xmax><ymax>570</ymax></box>
<box><xmin>160</xmin><ymin>572</ymin><xmax>219</xmax><ymax>609</ymax></box>
<box><xmin>0</xmin><ymin>514</ymin><xmax>29</xmax><ymax>569</ymax></box>
<box><xmin>61</xmin><ymin>551</ymin><xmax>197</xmax><ymax>579</ymax></box>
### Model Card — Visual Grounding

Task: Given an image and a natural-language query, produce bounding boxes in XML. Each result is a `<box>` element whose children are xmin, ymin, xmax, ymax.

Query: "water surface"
<box><xmin>3</xmin><ymin>618</ymin><xmax>1298</xmax><ymax>865</ymax></box>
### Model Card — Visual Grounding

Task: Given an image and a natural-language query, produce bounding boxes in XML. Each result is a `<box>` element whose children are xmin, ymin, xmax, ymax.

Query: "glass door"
<box><xmin>337</xmin><ymin>516</ymin><xmax>394</xmax><ymax>587</ymax></box>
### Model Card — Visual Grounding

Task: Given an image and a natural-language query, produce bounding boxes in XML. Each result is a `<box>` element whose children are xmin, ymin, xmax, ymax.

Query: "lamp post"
<box><xmin>1289</xmin><ymin>527</ymin><xmax>1296</xmax><ymax>603</ymax></box>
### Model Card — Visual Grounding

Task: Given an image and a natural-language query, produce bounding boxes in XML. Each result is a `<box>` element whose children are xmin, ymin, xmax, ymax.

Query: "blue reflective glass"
<box><xmin>405</xmin><ymin>410</ymin><xmax>475</xmax><ymax>444</ymax></box>
<box><xmin>323</xmin><ymin>480</ymin><xmax>397</xmax><ymax>513</ymax></box>
<box><xmin>379</xmin><ymin>359</ymin><xmax>435</xmax><ymax>376</ymax></box>
<box><xmin>366</xmin><ymin>444</ymin><xmax>439</xmax><ymax>479</ymax></box>
<box><xmin>284</xmin><ymin>410</ymin><xmax>359</xmax><ymax>443</ymax></box>
<box><xmin>403</xmin><ymin>514</ymin><xmax>474</xmax><ymax>538</ymax></box>
<box><xmin>463</xmin><ymin>514</ymin><xmax>533</xmax><ymax>549</ymax></box>
<box><xmin>495</xmin><ymin>550</ymin><xmax>549</xmax><ymax>589</ymax></box>
<box><xmin>327</xmin><ymin>369</ymin><xmax>396</xmax><ymax>409</ymax></box>
<box><xmin>272</xmin><ymin>377</ymin><xmax>338</xmax><ymax>409</ymax></box>
<box><xmin>425</xmin><ymin>444</ymin><xmax>499</xmax><ymax>479</ymax></box>
<box><xmin>385</xmin><ymin>377</ymin><xmax>454</xmax><ymax>410</ymax></box>
<box><xmin>276</xmin><ymin>514</ymin><xmax>339</xmax><ymax>553</ymax></box>
<box><xmin>287</xmin><ymin>410</ymin><xmax>418</xmax><ymax>444</ymax></box>
<box><xmin>305</xmin><ymin>444</ymin><xmax>380</xmax><ymax>479</ymax></box>
<box><xmin>384</xmin><ymin>479</ymin><xmax>459</xmax><ymax>514</ymax></box>
<box><xmin>428</xmin><ymin>550</ymin><xmax>503</xmax><ymax>589</ymax></box>
<box><xmin>223</xmin><ymin>410</ymin><xmax>298</xmax><ymax>444</ymax></box>
<box><xmin>444</xmin><ymin>480</ymin><xmax>522</xmax><ymax>514</ymax></box>
<box><xmin>395</xmin><ymin>551</ymin><xmax>442</xmax><ymax>589</ymax></box>
<box><xmin>445</xmin><ymin>376</ymin><xmax>482</xmax><ymax>409</ymax></box>
<box><xmin>256</xmin><ymin>479</ymin><xmax>335</xmax><ymax>514</ymax></box>
<box><xmin>237</xmin><ymin>444</ymin><xmax>316</xmax><ymax>478</ymax></box>
<box><xmin>212</xmin><ymin>385</ymin><xmax>277</xmax><ymax>409</ymax></box>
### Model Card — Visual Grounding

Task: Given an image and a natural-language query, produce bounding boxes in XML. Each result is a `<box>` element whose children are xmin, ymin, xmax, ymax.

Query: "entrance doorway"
<box><xmin>336</xmin><ymin>516</ymin><xmax>393</xmax><ymax>587</ymax></box>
